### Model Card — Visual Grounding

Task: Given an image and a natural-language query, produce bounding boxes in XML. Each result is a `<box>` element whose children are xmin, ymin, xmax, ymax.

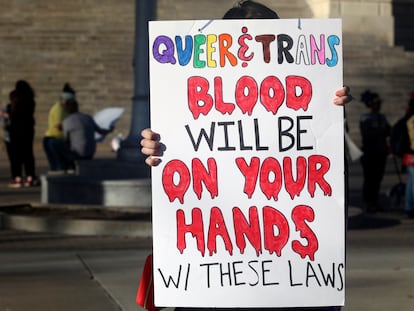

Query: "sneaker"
<box><xmin>23</xmin><ymin>176</ymin><xmax>33</xmax><ymax>187</ymax></box>
<box><xmin>8</xmin><ymin>177</ymin><xmax>22</xmax><ymax>188</ymax></box>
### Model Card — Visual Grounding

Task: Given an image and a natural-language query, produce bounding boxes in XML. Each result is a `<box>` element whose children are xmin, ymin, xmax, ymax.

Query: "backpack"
<box><xmin>390</xmin><ymin>116</ymin><xmax>410</xmax><ymax>157</ymax></box>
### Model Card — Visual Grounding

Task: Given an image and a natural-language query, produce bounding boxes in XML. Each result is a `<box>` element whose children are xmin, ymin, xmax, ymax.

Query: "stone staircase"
<box><xmin>342</xmin><ymin>37</ymin><xmax>414</xmax><ymax>145</ymax></box>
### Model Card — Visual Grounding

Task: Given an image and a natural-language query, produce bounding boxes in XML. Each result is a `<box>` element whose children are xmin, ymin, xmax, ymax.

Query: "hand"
<box><xmin>141</xmin><ymin>128</ymin><xmax>164</xmax><ymax>166</ymax></box>
<box><xmin>333</xmin><ymin>86</ymin><xmax>353</xmax><ymax>106</ymax></box>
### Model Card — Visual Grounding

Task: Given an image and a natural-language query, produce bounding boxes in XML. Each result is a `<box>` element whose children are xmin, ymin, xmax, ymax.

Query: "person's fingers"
<box><xmin>335</xmin><ymin>86</ymin><xmax>348</xmax><ymax>97</ymax></box>
<box><xmin>140</xmin><ymin>137</ymin><xmax>161</xmax><ymax>150</ymax></box>
<box><xmin>145</xmin><ymin>156</ymin><xmax>162</xmax><ymax>167</ymax></box>
<box><xmin>333</xmin><ymin>96</ymin><xmax>349</xmax><ymax>105</ymax></box>
<box><xmin>140</xmin><ymin>129</ymin><xmax>164</xmax><ymax>167</ymax></box>
<box><xmin>333</xmin><ymin>86</ymin><xmax>353</xmax><ymax>105</ymax></box>
<box><xmin>141</xmin><ymin>128</ymin><xmax>152</xmax><ymax>138</ymax></box>
<box><xmin>141</xmin><ymin>145</ymin><xmax>163</xmax><ymax>156</ymax></box>
<box><xmin>141</xmin><ymin>128</ymin><xmax>160</xmax><ymax>141</ymax></box>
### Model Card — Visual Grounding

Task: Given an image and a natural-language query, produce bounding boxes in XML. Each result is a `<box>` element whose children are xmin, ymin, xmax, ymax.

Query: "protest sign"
<box><xmin>149</xmin><ymin>18</ymin><xmax>345</xmax><ymax>308</ymax></box>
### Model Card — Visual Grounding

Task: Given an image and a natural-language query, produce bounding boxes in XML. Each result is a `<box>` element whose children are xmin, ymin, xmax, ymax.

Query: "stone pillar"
<box><xmin>394</xmin><ymin>0</ymin><xmax>414</xmax><ymax>50</ymax></box>
<box><xmin>117</xmin><ymin>0</ymin><xmax>156</xmax><ymax>166</ymax></box>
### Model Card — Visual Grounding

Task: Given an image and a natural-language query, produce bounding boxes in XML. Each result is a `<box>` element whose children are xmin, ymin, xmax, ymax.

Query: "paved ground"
<box><xmin>0</xmin><ymin>150</ymin><xmax>413</xmax><ymax>310</ymax></box>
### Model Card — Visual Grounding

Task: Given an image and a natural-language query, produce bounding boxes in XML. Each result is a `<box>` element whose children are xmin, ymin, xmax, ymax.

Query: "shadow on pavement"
<box><xmin>348</xmin><ymin>213</ymin><xmax>402</xmax><ymax>230</ymax></box>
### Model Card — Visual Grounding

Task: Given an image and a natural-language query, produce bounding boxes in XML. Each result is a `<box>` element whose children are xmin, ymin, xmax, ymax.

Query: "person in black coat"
<box><xmin>359</xmin><ymin>90</ymin><xmax>391</xmax><ymax>212</ymax></box>
<box><xmin>7</xmin><ymin>80</ymin><xmax>38</xmax><ymax>187</ymax></box>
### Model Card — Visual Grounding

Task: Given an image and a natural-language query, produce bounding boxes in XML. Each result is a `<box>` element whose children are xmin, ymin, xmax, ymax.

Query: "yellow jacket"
<box><xmin>44</xmin><ymin>101</ymin><xmax>68</xmax><ymax>138</ymax></box>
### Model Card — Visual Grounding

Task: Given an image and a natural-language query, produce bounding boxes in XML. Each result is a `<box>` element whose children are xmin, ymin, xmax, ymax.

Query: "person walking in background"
<box><xmin>359</xmin><ymin>90</ymin><xmax>391</xmax><ymax>213</ymax></box>
<box><xmin>7</xmin><ymin>80</ymin><xmax>38</xmax><ymax>188</ymax></box>
<box><xmin>43</xmin><ymin>82</ymin><xmax>76</xmax><ymax>173</ymax></box>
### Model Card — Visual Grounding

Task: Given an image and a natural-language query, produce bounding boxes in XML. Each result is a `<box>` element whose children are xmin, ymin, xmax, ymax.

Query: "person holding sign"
<box><xmin>140</xmin><ymin>1</ymin><xmax>352</xmax><ymax>311</ymax></box>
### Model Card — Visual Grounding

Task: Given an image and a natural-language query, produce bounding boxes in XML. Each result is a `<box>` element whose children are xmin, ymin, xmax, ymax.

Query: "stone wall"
<box><xmin>0</xmin><ymin>0</ymin><xmax>135</xmax><ymax>154</ymax></box>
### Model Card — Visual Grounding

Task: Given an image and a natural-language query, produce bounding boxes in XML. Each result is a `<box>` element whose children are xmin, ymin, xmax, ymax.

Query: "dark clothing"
<box><xmin>8</xmin><ymin>96</ymin><xmax>36</xmax><ymax>178</ymax></box>
<box><xmin>360</xmin><ymin>153</ymin><xmax>387</xmax><ymax>209</ymax></box>
<box><xmin>359</xmin><ymin>112</ymin><xmax>390</xmax><ymax>156</ymax></box>
<box><xmin>390</xmin><ymin>113</ymin><xmax>413</xmax><ymax>157</ymax></box>
<box><xmin>9</xmin><ymin>93</ymin><xmax>35</xmax><ymax>135</ymax></box>
<box><xmin>2</xmin><ymin>103</ymin><xmax>13</xmax><ymax>178</ymax></box>
<box><xmin>9</xmin><ymin>128</ymin><xmax>35</xmax><ymax>178</ymax></box>
<box><xmin>359</xmin><ymin>112</ymin><xmax>391</xmax><ymax>211</ymax></box>
<box><xmin>43</xmin><ymin>136</ymin><xmax>68</xmax><ymax>171</ymax></box>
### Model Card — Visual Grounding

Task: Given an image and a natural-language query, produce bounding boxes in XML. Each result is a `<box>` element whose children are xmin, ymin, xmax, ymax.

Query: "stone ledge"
<box><xmin>41</xmin><ymin>175</ymin><xmax>152</xmax><ymax>207</ymax></box>
<box><xmin>1</xmin><ymin>213</ymin><xmax>152</xmax><ymax>238</ymax></box>
<box><xmin>75</xmin><ymin>159</ymin><xmax>150</xmax><ymax>179</ymax></box>
<box><xmin>0</xmin><ymin>204</ymin><xmax>153</xmax><ymax>237</ymax></box>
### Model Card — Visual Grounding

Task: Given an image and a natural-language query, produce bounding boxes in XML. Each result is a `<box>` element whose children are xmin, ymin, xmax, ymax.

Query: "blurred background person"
<box><xmin>55</xmin><ymin>98</ymin><xmax>113</xmax><ymax>171</ymax></box>
<box><xmin>399</xmin><ymin>92</ymin><xmax>414</xmax><ymax>218</ymax></box>
<box><xmin>7</xmin><ymin>80</ymin><xmax>38</xmax><ymax>187</ymax></box>
<box><xmin>1</xmin><ymin>91</ymin><xmax>14</xmax><ymax>181</ymax></box>
<box><xmin>43</xmin><ymin>82</ymin><xmax>76</xmax><ymax>173</ymax></box>
<box><xmin>359</xmin><ymin>90</ymin><xmax>391</xmax><ymax>212</ymax></box>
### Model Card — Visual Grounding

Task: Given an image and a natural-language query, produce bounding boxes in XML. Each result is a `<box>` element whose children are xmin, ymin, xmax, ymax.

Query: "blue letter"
<box><xmin>326</xmin><ymin>35</ymin><xmax>340</xmax><ymax>67</ymax></box>
<box><xmin>175</xmin><ymin>35</ymin><xmax>193</xmax><ymax>66</ymax></box>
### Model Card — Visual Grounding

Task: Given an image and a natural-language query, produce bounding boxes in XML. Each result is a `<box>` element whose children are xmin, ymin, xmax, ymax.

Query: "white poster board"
<box><xmin>149</xmin><ymin>19</ymin><xmax>345</xmax><ymax>308</ymax></box>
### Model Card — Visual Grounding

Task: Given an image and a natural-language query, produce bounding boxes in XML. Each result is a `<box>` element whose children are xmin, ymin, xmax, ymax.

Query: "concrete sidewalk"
<box><xmin>0</xmin><ymin>153</ymin><xmax>154</xmax><ymax>311</ymax></box>
<box><xmin>0</xmin><ymin>152</ymin><xmax>414</xmax><ymax>310</ymax></box>
<box><xmin>0</xmin><ymin>248</ymin><xmax>148</xmax><ymax>311</ymax></box>
<box><xmin>0</xmin><ymin>248</ymin><xmax>189</xmax><ymax>311</ymax></box>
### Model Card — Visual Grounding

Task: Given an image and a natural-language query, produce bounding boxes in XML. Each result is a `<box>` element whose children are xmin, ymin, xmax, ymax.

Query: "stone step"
<box><xmin>0</xmin><ymin>205</ymin><xmax>153</xmax><ymax>237</ymax></box>
<box><xmin>75</xmin><ymin>159</ymin><xmax>150</xmax><ymax>179</ymax></box>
